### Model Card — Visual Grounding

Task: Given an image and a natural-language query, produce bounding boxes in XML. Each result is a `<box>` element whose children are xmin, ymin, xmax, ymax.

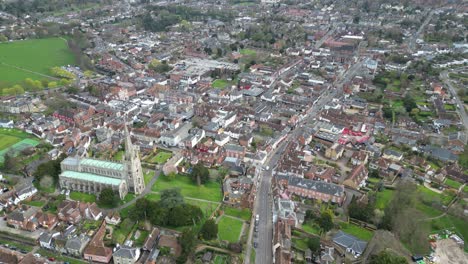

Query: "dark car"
<box><xmin>253</xmin><ymin>242</ymin><xmax>258</xmax><ymax>248</ymax></box>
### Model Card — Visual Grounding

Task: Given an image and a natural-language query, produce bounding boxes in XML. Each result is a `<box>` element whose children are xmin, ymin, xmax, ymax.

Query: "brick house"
<box><xmin>7</xmin><ymin>207</ymin><xmax>38</xmax><ymax>232</ymax></box>
<box><xmin>343</xmin><ymin>164</ymin><xmax>368</xmax><ymax>190</ymax></box>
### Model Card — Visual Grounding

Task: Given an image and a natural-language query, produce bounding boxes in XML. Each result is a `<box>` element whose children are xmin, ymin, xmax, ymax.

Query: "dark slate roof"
<box><xmin>333</xmin><ymin>231</ymin><xmax>367</xmax><ymax>255</ymax></box>
<box><xmin>113</xmin><ymin>246</ymin><xmax>138</xmax><ymax>259</ymax></box>
<box><xmin>280</xmin><ymin>175</ymin><xmax>345</xmax><ymax>197</ymax></box>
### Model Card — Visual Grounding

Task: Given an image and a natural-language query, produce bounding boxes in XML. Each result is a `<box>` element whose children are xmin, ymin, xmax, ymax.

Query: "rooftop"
<box><xmin>80</xmin><ymin>158</ymin><xmax>124</xmax><ymax>171</ymax></box>
<box><xmin>60</xmin><ymin>171</ymin><xmax>124</xmax><ymax>186</ymax></box>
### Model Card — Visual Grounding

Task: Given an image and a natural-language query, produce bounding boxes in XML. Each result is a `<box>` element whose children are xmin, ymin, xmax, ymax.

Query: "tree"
<box><xmin>99</xmin><ymin>188</ymin><xmax>118</xmax><ymax>207</ymax></box>
<box><xmin>0</xmin><ymin>34</ymin><xmax>7</xmax><ymax>42</ymax></box>
<box><xmin>177</xmin><ymin>228</ymin><xmax>197</xmax><ymax>264</ymax></box>
<box><xmin>2</xmin><ymin>152</ymin><xmax>18</xmax><ymax>172</ymax></box>
<box><xmin>307</xmin><ymin>236</ymin><xmax>321</xmax><ymax>254</ymax></box>
<box><xmin>190</xmin><ymin>163</ymin><xmax>209</xmax><ymax>185</ymax></box>
<box><xmin>200</xmin><ymin>219</ymin><xmax>218</xmax><ymax>240</ymax></box>
<box><xmin>403</xmin><ymin>94</ymin><xmax>417</xmax><ymax>113</ymax></box>
<box><xmin>317</xmin><ymin>211</ymin><xmax>334</xmax><ymax>232</ymax></box>
<box><xmin>370</xmin><ymin>250</ymin><xmax>408</xmax><ymax>264</ymax></box>
<box><xmin>160</xmin><ymin>188</ymin><xmax>184</xmax><ymax>209</ymax></box>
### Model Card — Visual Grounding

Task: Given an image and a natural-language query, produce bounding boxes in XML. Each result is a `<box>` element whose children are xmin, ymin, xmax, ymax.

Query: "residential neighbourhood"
<box><xmin>0</xmin><ymin>0</ymin><xmax>467</xmax><ymax>264</ymax></box>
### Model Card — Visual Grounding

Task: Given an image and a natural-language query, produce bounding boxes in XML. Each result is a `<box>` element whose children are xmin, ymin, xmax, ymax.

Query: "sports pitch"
<box><xmin>0</xmin><ymin>38</ymin><xmax>75</xmax><ymax>87</ymax></box>
<box><xmin>0</xmin><ymin>129</ymin><xmax>40</xmax><ymax>163</ymax></box>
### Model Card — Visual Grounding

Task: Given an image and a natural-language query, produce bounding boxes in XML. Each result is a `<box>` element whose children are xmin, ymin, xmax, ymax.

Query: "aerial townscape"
<box><xmin>0</xmin><ymin>0</ymin><xmax>467</xmax><ymax>264</ymax></box>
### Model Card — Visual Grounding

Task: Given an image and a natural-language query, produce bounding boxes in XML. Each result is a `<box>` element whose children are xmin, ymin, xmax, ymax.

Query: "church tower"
<box><xmin>123</xmin><ymin>124</ymin><xmax>145</xmax><ymax>194</ymax></box>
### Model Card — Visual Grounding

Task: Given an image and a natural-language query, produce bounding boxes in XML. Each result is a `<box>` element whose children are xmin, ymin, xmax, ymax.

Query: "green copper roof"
<box><xmin>80</xmin><ymin>158</ymin><xmax>124</xmax><ymax>171</ymax></box>
<box><xmin>61</xmin><ymin>171</ymin><xmax>123</xmax><ymax>186</ymax></box>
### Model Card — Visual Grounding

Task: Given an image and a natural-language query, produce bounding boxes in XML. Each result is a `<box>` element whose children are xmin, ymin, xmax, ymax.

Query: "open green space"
<box><xmin>146</xmin><ymin>151</ymin><xmax>172</xmax><ymax>164</ymax></box>
<box><xmin>144</xmin><ymin>171</ymin><xmax>153</xmax><ymax>185</ymax></box>
<box><xmin>444</xmin><ymin>104</ymin><xmax>456</xmax><ymax>111</ymax></box>
<box><xmin>339</xmin><ymin>222</ymin><xmax>374</xmax><ymax>241</ymax></box>
<box><xmin>212</xmin><ymin>78</ymin><xmax>237</xmax><ymax>89</ymax></box>
<box><xmin>222</xmin><ymin>207</ymin><xmax>252</xmax><ymax>221</ymax></box>
<box><xmin>187</xmin><ymin>198</ymin><xmax>218</xmax><ymax>218</ymax></box>
<box><xmin>302</xmin><ymin>221</ymin><xmax>320</xmax><ymax>235</ymax></box>
<box><xmin>23</xmin><ymin>200</ymin><xmax>46</xmax><ymax>208</ymax></box>
<box><xmin>113</xmin><ymin>150</ymin><xmax>124</xmax><ymax>161</ymax></box>
<box><xmin>445</xmin><ymin>178</ymin><xmax>462</xmax><ymax>189</ymax></box>
<box><xmin>69</xmin><ymin>191</ymin><xmax>97</xmax><ymax>203</ymax></box>
<box><xmin>152</xmin><ymin>174</ymin><xmax>222</xmax><ymax>202</ymax></box>
<box><xmin>375</xmin><ymin>189</ymin><xmax>395</xmax><ymax>210</ymax></box>
<box><xmin>0</xmin><ymin>38</ymin><xmax>75</xmax><ymax>88</ymax></box>
<box><xmin>0</xmin><ymin>237</ymin><xmax>34</xmax><ymax>252</ymax></box>
<box><xmin>417</xmin><ymin>185</ymin><xmax>455</xmax><ymax>206</ymax></box>
<box><xmin>428</xmin><ymin>214</ymin><xmax>468</xmax><ymax>251</ymax></box>
<box><xmin>113</xmin><ymin>218</ymin><xmax>136</xmax><ymax>244</ymax></box>
<box><xmin>217</xmin><ymin>216</ymin><xmax>243</xmax><ymax>242</ymax></box>
<box><xmin>134</xmin><ymin>229</ymin><xmax>150</xmax><ymax>247</ymax></box>
<box><xmin>145</xmin><ymin>192</ymin><xmax>161</xmax><ymax>201</ymax></box>
<box><xmin>214</xmin><ymin>255</ymin><xmax>229</xmax><ymax>264</ymax></box>
<box><xmin>240</xmin><ymin>49</ymin><xmax>257</xmax><ymax>56</ymax></box>
<box><xmin>0</xmin><ymin>129</ymin><xmax>40</xmax><ymax>163</ymax></box>
<box><xmin>292</xmin><ymin>237</ymin><xmax>308</xmax><ymax>251</ymax></box>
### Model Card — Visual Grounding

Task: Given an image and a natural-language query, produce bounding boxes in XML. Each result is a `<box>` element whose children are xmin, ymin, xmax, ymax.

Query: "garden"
<box><xmin>151</xmin><ymin>173</ymin><xmax>222</xmax><ymax>202</ymax></box>
<box><xmin>145</xmin><ymin>150</ymin><xmax>172</xmax><ymax>164</ymax></box>
<box><xmin>217</xmin><ymin>216</ymin><xmax>244</xmax><ymax>243</ymax></box>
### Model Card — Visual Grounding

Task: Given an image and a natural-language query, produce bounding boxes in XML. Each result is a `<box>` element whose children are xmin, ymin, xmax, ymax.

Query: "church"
<box><xmin>59</xmin><ymin>125</ymin><xmax>145</xmax><ymax>199</ymax></box>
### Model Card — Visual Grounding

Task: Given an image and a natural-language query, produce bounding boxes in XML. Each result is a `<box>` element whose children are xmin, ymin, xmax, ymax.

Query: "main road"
<box><xmin>440</xmin><ymin>70</ymin><xmax>468</xmax><ymax>132</ymax></box>
<box><xmin>245</xmin><ymin>59</ymin><xmax>363</xmax><ymax>264</ymax></box>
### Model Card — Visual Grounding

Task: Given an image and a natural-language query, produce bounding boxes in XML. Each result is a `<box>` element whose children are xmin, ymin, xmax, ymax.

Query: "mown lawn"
<box><xmin>23</xmin><ymin>200</ymin><xmax>46</xmax><ymax>207</ymax></box>
<box><xmin>152</xmin><ymin>174</ymin><xmax>222</xmax><ymax>202</ymax></box>
<box><xmin>445</xmin><ymin>178</ymin><xmax>462</xmax><ymax>189</ymax></box>
<box><xmin>240</xmin><ymin>49</ymin><xmax>257</xmax><ymax>56</ymax></box>
<box><xmin>218</xmin><ymin>216</ymin><xmax>243</xmax><ymax>242</ymax></box>
<box><xmin>0</xmin><ymin>134</ymin><xmax>20</xmax><ymax>150</ymax></box>
<box><xmin>222</xmin><ymin>207</ymin><xmax>252</xmax><ymax>221</ymax></box>
<box><xmin>37</xmin><ymin>248</ymin><xmax>87</xmax><ymax>264</ymax></box>
<box><xmin>339</xmin><ymin>222</ymin><xmax>374</xmax><ymax>241</ymax></box>
<box><xmin>0</xmin><ymin>38</ymin><xmax>75</xmax><ymax>88</ymax></box>
<box><xmin>302</xmin><ymin>221</ymin><xmax>320</xmax><ymax>235</ymax></box>
<box><xmin>292</xmin><ymin>237</ymin><xmax>308</xmax><ymax>251</ymax></box>
<box><xmin>70</xmin><ymin>191</ymin><xmax>96</xmax><ymax>203</ymax></box>
<box><xmin>375</xmin><ymin>189</ymin><xmax>395</xmax><ymax>210</ymax></box>
<box><xmin>149</xmin><ymin>151</ymin><xmax>172</xmax><ymax>164</ymax></box>
<box><xmin>144</xmin><ymin>170</ymin><xmax>153</xmax><ymax>185</ymax></box>
<box><xmin>187</xmin><ymin>198</ymin><xmax>218</xmax><ymax>218</ymax></box>
<box><xmin>113</xmin><ymin>218</ymin><xmax>135</xmax><ymax>244</ymax></box>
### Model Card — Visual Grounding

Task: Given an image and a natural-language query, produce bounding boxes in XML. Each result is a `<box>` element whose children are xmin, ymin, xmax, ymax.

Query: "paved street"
<box><xmin>245</xmin><ymin>59</ymin><xmax>363</xmax><ymax>263</ymax></box>
<box><xmin>440</xmin><ymin>70</ymin><xmax>468</xmax><ymax>132</ymax></box>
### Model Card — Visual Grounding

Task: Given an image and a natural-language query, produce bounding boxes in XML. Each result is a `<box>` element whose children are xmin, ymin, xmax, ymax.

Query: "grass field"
<box><xmin>187</xmin><ymin>198</ymin><xmax>219</xmax><ymax>218</ymax></box>
<box><xmin>146</xmin><ymin>151</ymin><xmax>172</xmax><ymax>164</ymax></box>
<box><xmin>218</xmin><ymin>216</ymin><xmax>243</xmax><ymax>242</ymax></box>
<box><xmin>212</xmin><ymin>78</ymin><xmax>238</xmax><ymax>89</ymax></box>
<box><xmin>144</xmin><ymin>171</ymin><xmax>153</xmax><ymax>185</ymax></box>
<box><xmin>302</xmin><ymin>221</ymin><xmax>320</xmax><ymax>235</ymax></box>
<box><xmin>445</xmin><ymin>178</ymin><xmax>462</xmax><ymax>189</ymax></box>
<box><xmin>375</xmin><ymin>189</ymin><xmax>395</xmax><ymax>210</ymax></box>
<box><xmin>214</xmin><ymin>255</ymin><xmax>229</xmax><ymax>264</ymax></box>
<box><xmin>292</xmin><ymin>237</ymin><xmax>309</xmax><ymax>251</ymax></box>
<box><xmin>0</xmin><ymin>38</ymin><xmax>75</xmax><ymax>87</ymax></box>
<box><xmin>70</xmin><ymin>191</ymin><xmax>96</xmax><ymax>203</ymax></box>
<box><xmin>23</xmin><ymin>200</ymin><xmax>46</xmax><ymax>207</ymax></box>
<box><xmin>0</xmin><ymin>129</ymin><xmax>40</xmax><ymax>163</ymax></box>
<box><xmin>339</xmin><ymin>222</ymin><xmax>374</xmax><ymax>241</ymax></box>
<box><xmin>113</xmin><ymin>218</ymin><xmax>136</xmax><ymax>244</ymax></box>
<box><xmin>222</xmin><ymin>207</ymin><xmax>251</xmax><ymax>221</ymax></box>
<box><xmin>152</xmin><ymin>174</ymin><xmax>222</xmax><ymax>202</ymax></box>
<box><xmin>240</xmin><ymin>49</ymin><xmax>257</xmax><ymax>56</ymax></box>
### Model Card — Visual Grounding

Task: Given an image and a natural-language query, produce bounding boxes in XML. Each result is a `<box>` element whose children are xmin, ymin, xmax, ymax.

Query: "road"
<box><xmin>408</xmin><ymin>9</ymin><xmax>434</xmax><ymax>53</ymax></box>
<box><xmin>245</xmin><ymin>58</ymin><xmax>363</xmax><ymax>263</ymax></box>
<box><xmin>440</xmin><ymin>70</ymin><xmax>468</xmax><ymax>131</ymax></box>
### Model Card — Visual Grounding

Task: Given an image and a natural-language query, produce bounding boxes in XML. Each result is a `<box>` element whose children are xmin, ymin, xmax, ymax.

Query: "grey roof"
<box><xmin>383</xmin><ymin>149</ymin><xmax>402</xmax><ymax>157</ymax></box>
<box><xmin>113</xmin><ymin>246</ymin><xmax>139</xmax><ymax>259</ymax></box>
<box><xmin>281</xmin><ymin>175</ymin><xmax>344</xmax><ymax>197</ymax></box>
<box><xmin>333</xmin><ymin>231</ymin><xmax>367</xmax><ymax>255</ymax></box>
<box><xmin>65</xmin><ymin>235</ymin><xmax>89</xmax><ymax>250</ymax></box>
<box><xmin>39</xmin><ymin>232</ymin><xmax>53</xmax><ymax>244</ymax></box>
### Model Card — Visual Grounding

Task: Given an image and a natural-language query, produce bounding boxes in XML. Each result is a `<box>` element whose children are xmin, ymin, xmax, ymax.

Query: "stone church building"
<box><xmin>59</xmin><ymin>125</ymin><xmax>145</xmax><ymax>199</ymax></box>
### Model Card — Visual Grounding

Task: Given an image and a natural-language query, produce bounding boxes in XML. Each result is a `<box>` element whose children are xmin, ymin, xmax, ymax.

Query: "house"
<box><xmin>276</xmin><ymin>174</ymin><xmax>346</xmax><ymax>205</ymax></box>
<box><xmin>382</xmin><ymin>149</ymin><xmax>403</xmax><ymax>162</ymax></box>
<box><xmin>35</xmin><ymin>212</ymin><xmax>58</xmax><ymax>230</ymax></box>
<box><xmin>105</xmin><ymin>211</ymin><xmax>121</xmax><ymax>225</ymax></box>
<box><xmin>333</xmin><ymin>231</ymin><xmax>367</xmax><ymax>257</ymax></box>
<box><xmin>325</xmin><ymin>143</ymin><xmax>344</xmax><ymax>161</ymax></box>
<box><xmin>38</xmin><ymin>232</ymin><xmax>55</xmax><ymax>249</ymax></box>
<box><xmin>273</xmin><ymin>199</ymin><xmax>297</xmax><ymax>227</ymax></box>
<box><xmin>112</xmin><ymin>246</ymin><xmax>141</xmax><ymax>264</ymax></box>
<box><xmin>7</xmin><ymin>207</ymin><xmax>38</xmax><ymax>232</ymax></box>
<box><xmin>0</xmin><ymin>119</ymin><xmax>14</xmax><ymax>128</ymax></box>
<box><xmin>143</xmin><ymin>228</ymin><xmax>160</xmax><ymax>251</ymax></box>
<box><xmin>350</xmin><ymin>150</ymin><xmax>368</xmax><ymax>166</ymax></box>
<box><xmin>343</xmin><ymin>164</ymin><xmax>368</xmax><ymax>190</ymax></box>
<box><xmin>84</xmin><ymin>222</ymin><xmax>113</xmax><ymax>263</ymax></box>
<box><xmin>66</xmin><ymin>234</ymin><xmax>90</xmax><ymax>257</ymax></box>
<box><xmin>14</xmin><ymin>184</ymin><xmax>38</xmax><ymax>204</ymax></box>
<box><xmin>320</xmin><ymin>246</ymin><xmax>335</xmax><ymax>264</ymax></box>
<box><xmin>58</xmin><ymin>200</ymin><xmax>82</xmax><ymax>224</ymax></box>
<box><xmin>202</xmin><ymin>251</ymin><xmax>213</xmax><ymax>263</ymax></box>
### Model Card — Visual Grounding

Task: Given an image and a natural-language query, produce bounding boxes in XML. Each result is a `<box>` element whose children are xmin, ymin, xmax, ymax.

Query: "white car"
<box><xmin>66</xmin><ymin>190</ymin><xmax>70</xmax><ymax>196</ymax></box>
<box><xmin>33</xmin><ymin>253</ymin><xmax>41</xmax><ymax>258</ymax></box>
